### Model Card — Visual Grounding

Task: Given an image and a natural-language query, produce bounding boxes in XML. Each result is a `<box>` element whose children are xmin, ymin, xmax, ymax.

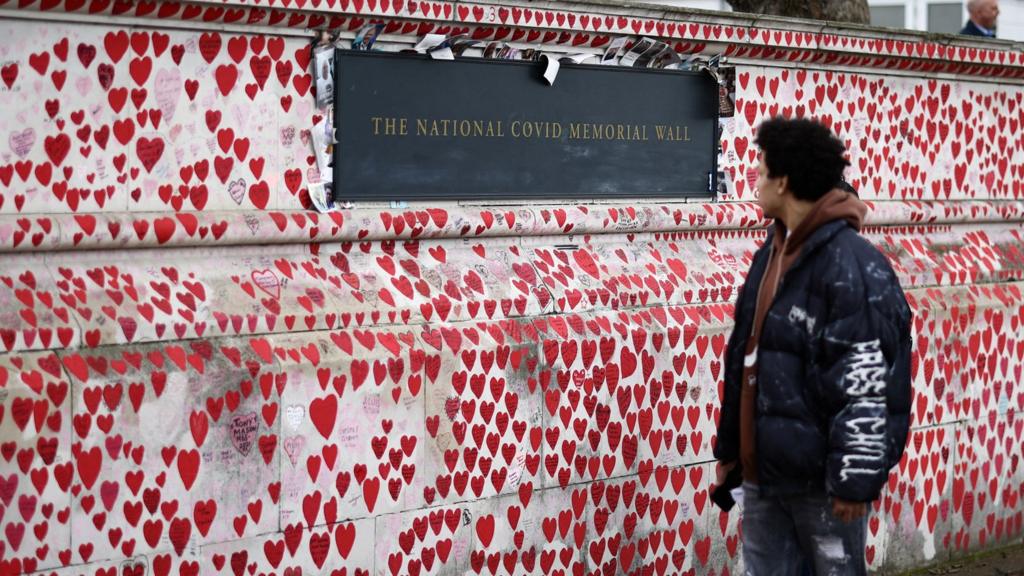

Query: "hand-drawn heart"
<box><xmin>309</xmin><ymin>395</ymin><xmax>338</xmax><ymax>440</ymax></box>
<box><xmin>154</xmin><ymin>68</ymin><xmax>181</xmax><ymax>121</ymax></box>
<box><xmin>9</xmin><ymin>129</ymin><xmax>35</xmax><ymax>158</ymax></box>
<box><xmin>227</xmin><ymin>178</ymin><xmax>247</xmax><ymax>205</ymax></box>
<box><xmin>44</xmin><ymin>133</ymin><xmax>71</xmax><ymax>166</ymax></box>
<box><xmin>215</xmin><ymin>64</ymin><xmax>238</xmax><ymax>96</ymax></box>
<box><xmin>136</xmin><ymin>137</ymin><xmax>164</xmax><ymax>173</ymax></box>
<box><xmin>251</xmin><ymin>269</ymin><xmax>280</xmax><ymax>299</ymax></box>
<box><xmin>248</xmin><ymin>180</ymin><xmax>270</xmax><ymax>209</ymax></box>
<box><xmin>283</xmin><ymin>435</ymin><xmax>307</xmax><ymax>466</ymax></box>
<box><xmin>286</xmin><ymin>405</ymin><xmax>305</xmax><ymax>431</ymax></box>
<box><xmin>104</xmin><ymin>30</ymin><xmax>129</xmax><ymax>62</ymax></box>
<box><xmin>177</xmin><ymin>448</ymin><xmax>200</xmax><ymax>490</ymax></box>
<box><xmin>230</xmin><ymin>411</ymin><xmax>259</xmax><ymax>455</ymax></box>
<box><xmin>1</xmin><ymin>63</ymin><xmax>18</xmax><ymax>89</ymax></box>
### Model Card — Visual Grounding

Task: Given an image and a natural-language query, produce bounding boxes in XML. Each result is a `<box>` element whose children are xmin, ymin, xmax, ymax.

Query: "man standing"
<box><xmin>960</xmin><ymin>0</ymin><xmax>999</xmax><ymax>37</ymax></box>
<box><xmin>713</xmin><ymin>117</ymin><xmax>912</xmax><ymax>576</ymax></box>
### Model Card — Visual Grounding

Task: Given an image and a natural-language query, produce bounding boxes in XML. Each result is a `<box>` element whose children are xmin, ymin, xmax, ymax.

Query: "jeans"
<box><xmin>741</xmin><ymin>482</ymin><xmax>867</xmax><ymax>576</ymax></box>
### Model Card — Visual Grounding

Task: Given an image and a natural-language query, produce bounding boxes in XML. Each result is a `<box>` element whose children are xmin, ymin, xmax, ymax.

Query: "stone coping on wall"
<box><xmin>2</xmin><ymin>220</ymin><xmax>1022</xmax><ymax>353</ymax></box>
<box><xmin>1</xmin><ymin>200</ymin><xmax>1022</xmax><ymax>252</ymax></box>
<box><xmin>3</xmin><ymin>0</ymin><xmax>1024</xmax><ymax>78</ymax></box>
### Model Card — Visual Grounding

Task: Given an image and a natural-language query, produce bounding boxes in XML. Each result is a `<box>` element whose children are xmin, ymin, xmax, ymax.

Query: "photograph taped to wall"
<box><xmin>637</xmin><ymin>40</ymin><xmax>672</xmax><ymax>68</ymax></box>
<box><xmin>718</xmin><ymin>66</ymin><xmax>736</xmax><ymax>117</ymax></box>
<box><xmin>649</xmin><ymin>46</ymin><xmax>682</xmax><ymax>70</ymax></box>
<box><xmin>602</xmin><ymin>37</ymin><xmax>628</xmax><ymax>65</ymax></box>
<box><xmin>314</xmin><ymin>47</ymin><xmax>335</xmax><ymax>110</ymax></box>
<box><xmin>619</xmin><ymin>37</ymin><xmax>656</xmax><ymax>67</ymax></box>
<box><xmin>352</xmin><ymin>23</ymin><xmax>384</xmax><ymax>50</ymax></box>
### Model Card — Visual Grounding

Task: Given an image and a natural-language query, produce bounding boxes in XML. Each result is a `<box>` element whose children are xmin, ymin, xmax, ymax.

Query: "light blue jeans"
<box><xmin>741</xmin><ymin>482</ymin><xmax>868</xmax><ymax>576</ymax></box>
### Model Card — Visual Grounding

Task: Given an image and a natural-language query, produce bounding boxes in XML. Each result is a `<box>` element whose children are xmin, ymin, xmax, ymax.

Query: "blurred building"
<box><xmin>645</xmin><ymin>0</ymin><xmax>1024</xmax><ymax>40</ymax></box>
<box><xmin>868</xmin><ymin>0</ymin><xmax>1023</xmax><ymax>40</ymax></box>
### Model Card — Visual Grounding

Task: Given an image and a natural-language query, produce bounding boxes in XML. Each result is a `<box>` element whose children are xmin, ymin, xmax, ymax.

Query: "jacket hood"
<box><xmin>774</xmin><ymin>189</ymin><xmax>867</xmax><ymax>255</ymax></box>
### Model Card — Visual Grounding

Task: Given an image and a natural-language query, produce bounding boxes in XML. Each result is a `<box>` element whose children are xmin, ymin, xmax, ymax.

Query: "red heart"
<box><xmin>74</xmin><ymin>445</ymin><xmax>102</xmax><ymax>489</ymax></box>
<box><xmin>309</xmin><ymin>395</ymin><xmax>337</xmax><ymax>439</ymax></box>
<box><xmin>176</xmin><ymin>448</ymin><xmax>200</xmax><ymax>490</ymax></box>
<box><xmin>198</xmin><ymin>32</ymin><xmax>222</xmax><ymax>63</ymax></box>
<box><xmin>215</xmin><ymin>64</ymin><xmax>238</xmax><ymax>96</ymax></box>
<box><xmin>335</xmin><ymin>523</ymin><xmax>356</xmax><ymax>559</ymax></box>
<box><xmin>362</xmin><ymin>477</ymin><xmax>380</xmax><ymax>512</ymax></box>
<box><xmin>475</xmin><ymin>514</ymin><xmax>495</xmax><ymax>547</ymax></box>
<box><xmin>136</xmin><ymin>137</ymin><xmax>164</xmax><ymax>173</ymax></box>
<box><xmin>248</xmin><ymin>181</ymin><xmax>270</xmax><ymax>209</ymax></box>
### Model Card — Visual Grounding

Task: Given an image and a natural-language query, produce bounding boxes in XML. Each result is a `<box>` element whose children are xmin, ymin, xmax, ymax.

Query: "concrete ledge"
<box><xmin>2</xmin><ymin>200</ymin><xmax>1024</xmax><ymax>252</ymax></box>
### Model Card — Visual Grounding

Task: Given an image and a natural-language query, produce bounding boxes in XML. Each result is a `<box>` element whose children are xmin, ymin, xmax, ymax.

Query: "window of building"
<box><xmin>870</xmin><ymin>4</ymin><xmax>907</xmax><ymax>28</ymax></box>
<box><xmin>928</xmin><ymin>2</ymin><xmax>964</xmax><ymax>33</ymax></box>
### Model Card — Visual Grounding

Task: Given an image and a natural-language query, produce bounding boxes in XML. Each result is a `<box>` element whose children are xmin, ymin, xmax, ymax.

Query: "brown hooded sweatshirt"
<box><xmin>739</xmin><ymin>189</ymin><xmax>868</xmax><ymax>484</ymax></box>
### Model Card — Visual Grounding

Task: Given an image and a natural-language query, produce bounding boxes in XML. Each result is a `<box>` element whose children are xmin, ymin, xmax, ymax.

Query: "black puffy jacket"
<box><xmin>715</xmin><ymin>218</ymin><xmax>913</xmax><ymax>502</ymax></box>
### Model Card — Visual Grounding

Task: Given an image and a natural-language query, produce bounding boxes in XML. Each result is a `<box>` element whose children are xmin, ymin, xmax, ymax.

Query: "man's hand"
<box><xmin>714</xmin><ymin>461</ymin><xmax>737</xmax><ymax>488</ymax></box>
<box><xmin>831</xmin><ymin>497</ymin><xmax>867</xmax><ymax>523</ymax></box>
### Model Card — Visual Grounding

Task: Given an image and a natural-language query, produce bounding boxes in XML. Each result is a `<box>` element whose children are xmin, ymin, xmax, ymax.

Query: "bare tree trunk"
<box><xmin>726</xmin><ymin>0</ymin><xmax>870</xmax><ymax>24</ymax></box>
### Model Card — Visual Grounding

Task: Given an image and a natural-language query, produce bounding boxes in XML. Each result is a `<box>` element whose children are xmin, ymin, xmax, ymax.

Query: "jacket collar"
<box><xmin>968</xmin><ymin>20</ymin><xmax>995</xmax><ymax>36</ymax></box>
<box><xmin>763</xmin><ymin>219</ymin><xmax>851</xmax><ymax>277</ymax></box>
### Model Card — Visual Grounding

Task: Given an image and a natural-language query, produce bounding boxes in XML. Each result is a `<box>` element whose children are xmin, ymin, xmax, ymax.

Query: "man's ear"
<box><xmin>778</xmin><ymin>175</ymin><xmax>790</xmax><ymax>196</ymax></box>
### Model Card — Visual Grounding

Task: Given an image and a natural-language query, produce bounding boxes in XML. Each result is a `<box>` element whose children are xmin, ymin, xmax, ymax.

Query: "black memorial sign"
<box><xmin>332</xmin><ymin>50</ymin><xmax>718</xmax><ymax>201</ymax></box>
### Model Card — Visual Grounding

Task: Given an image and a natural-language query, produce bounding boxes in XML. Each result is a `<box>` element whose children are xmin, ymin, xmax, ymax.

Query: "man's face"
<box><xmin>974</xmin><ymin>0</ymin><xmax>999</xmax><ymax>29</ymax></box>
<box><xmin>755</xmin><ymin>155</ymin><xmax>785</xmax><ymax>218</ymax></box>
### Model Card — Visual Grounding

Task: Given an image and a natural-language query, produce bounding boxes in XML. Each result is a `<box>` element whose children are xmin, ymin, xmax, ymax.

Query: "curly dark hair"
<box><xmin>754</xmin><ymin>117</ymin><xmax>850</xmax><ymax>202</ymax></box>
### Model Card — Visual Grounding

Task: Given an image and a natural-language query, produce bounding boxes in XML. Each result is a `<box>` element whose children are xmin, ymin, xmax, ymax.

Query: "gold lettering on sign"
<box><xmin>509</xmin><ymin>121</ymin><xmax>562</xmax><ymax>139</ymax></box>
<box><xmin>567</xmin><ymin>123</ymin><xmax>649</xmax><ymax>141</ymax></box>
<box><xmin>654</xmin><ymin>125</ymin><xmax>689</xmax><ymax>141</ymax></box>
<box><xmin>367</xmin><ymin>117</ymin><xmax>691</xmax><ymax>142</ymax></box>
<box><xmin>414</xmin><ymin>119</ymin><xmax>506</xmax><ymax>137</ymax></box>
<box><xmin>371</xmin><ymin>116</ymin><xmax>408</xmax><ymax>136</ymax></box>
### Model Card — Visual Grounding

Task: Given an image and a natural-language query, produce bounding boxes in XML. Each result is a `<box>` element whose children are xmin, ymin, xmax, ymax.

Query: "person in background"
<box><xmin>712</xmin><ymin>117</ymin><xmax>913</xmax><ymax>576</ymax></box>
<box><xmin>960</xmin><ymin>0</ymin><xmax>999</xmax><ymax>37</ymax></box>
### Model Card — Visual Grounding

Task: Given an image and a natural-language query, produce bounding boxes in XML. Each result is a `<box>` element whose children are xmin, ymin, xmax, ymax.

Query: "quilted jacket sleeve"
<box><xmin>713</xmin><ymin>271</ymin><xmax>751</xmax><ymax>464</ymax></box>
<box><xmin>817</xmin><ymin>238</ymin><xmax>913</xmax><ymax>502</ymax></box>
<box><xmin>714</xmin><ymin>243</ymin><xmax>771</xmax><ymax>464</ymax></box>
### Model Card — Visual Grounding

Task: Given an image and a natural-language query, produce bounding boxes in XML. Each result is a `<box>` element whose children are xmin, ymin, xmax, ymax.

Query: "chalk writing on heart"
<box><xmin>338</xmin><ymin>424</ymin><xmax>360</xmax><ymax>449</ymax></box>
<box><xmin>362</xmin><ymin>395</ymin><xmax>381</xmax><ymax>417</ymax></box>
<box><xmin>9</xmin><ymin>128</ymin><xmax>35</xmax><ymax>158</ymax></box>
<box><xmin>251</xmin><ymin>269</ymin><xmax>280</xmax><ymax>300</ymax></box>
<box><xmin>228</xmin><ymin>178</ymin><xmax>247</xmax><ymax>205</ymax></box>
<box><xmin>136</xmin><ymin>137</ymin><xmax>165</xmax><ymax>173</ymax></box>
<box><xmin>243</xmin><ymin>213</ymin><xmax>260</xmax><ymax>235</ymax></box>
<box><xmin>280</xmin><ymin>126</ymin><xmax>295</xmax><ymax>147</ymax></box>
<box><xmin>154</xmin><ymin>68</ymin><xmax>181</xmax><ymax>122</ymax></box>
<box><xmin>0</xmin><ymin>473</ymin><xmax>19</xmax><ymax>503</ymax></box>
<box><xmin>283</xmin><ymin>435</ymin><xmax>306</xmax><ymax>466</ymax></box>
<box><xmin>229</xmin><ymin>412</ymin><xmax>259</xmax><ymax>456</ymax></box>
<box><xmin>285</xmin><ymin>405</ymin><xmax>305</xmax><ymax>431</ymax></box>
<box><xmin>97</xmin><ymin>63</ymin><xmax>115</xmax><ymax>90</ymax></box>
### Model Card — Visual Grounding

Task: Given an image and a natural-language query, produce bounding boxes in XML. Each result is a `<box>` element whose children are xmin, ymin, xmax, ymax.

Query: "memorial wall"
<box><xmin>0</xmin><ymin>0</ymin><xmax>1023</xmax><ymax>574</ymax></box>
